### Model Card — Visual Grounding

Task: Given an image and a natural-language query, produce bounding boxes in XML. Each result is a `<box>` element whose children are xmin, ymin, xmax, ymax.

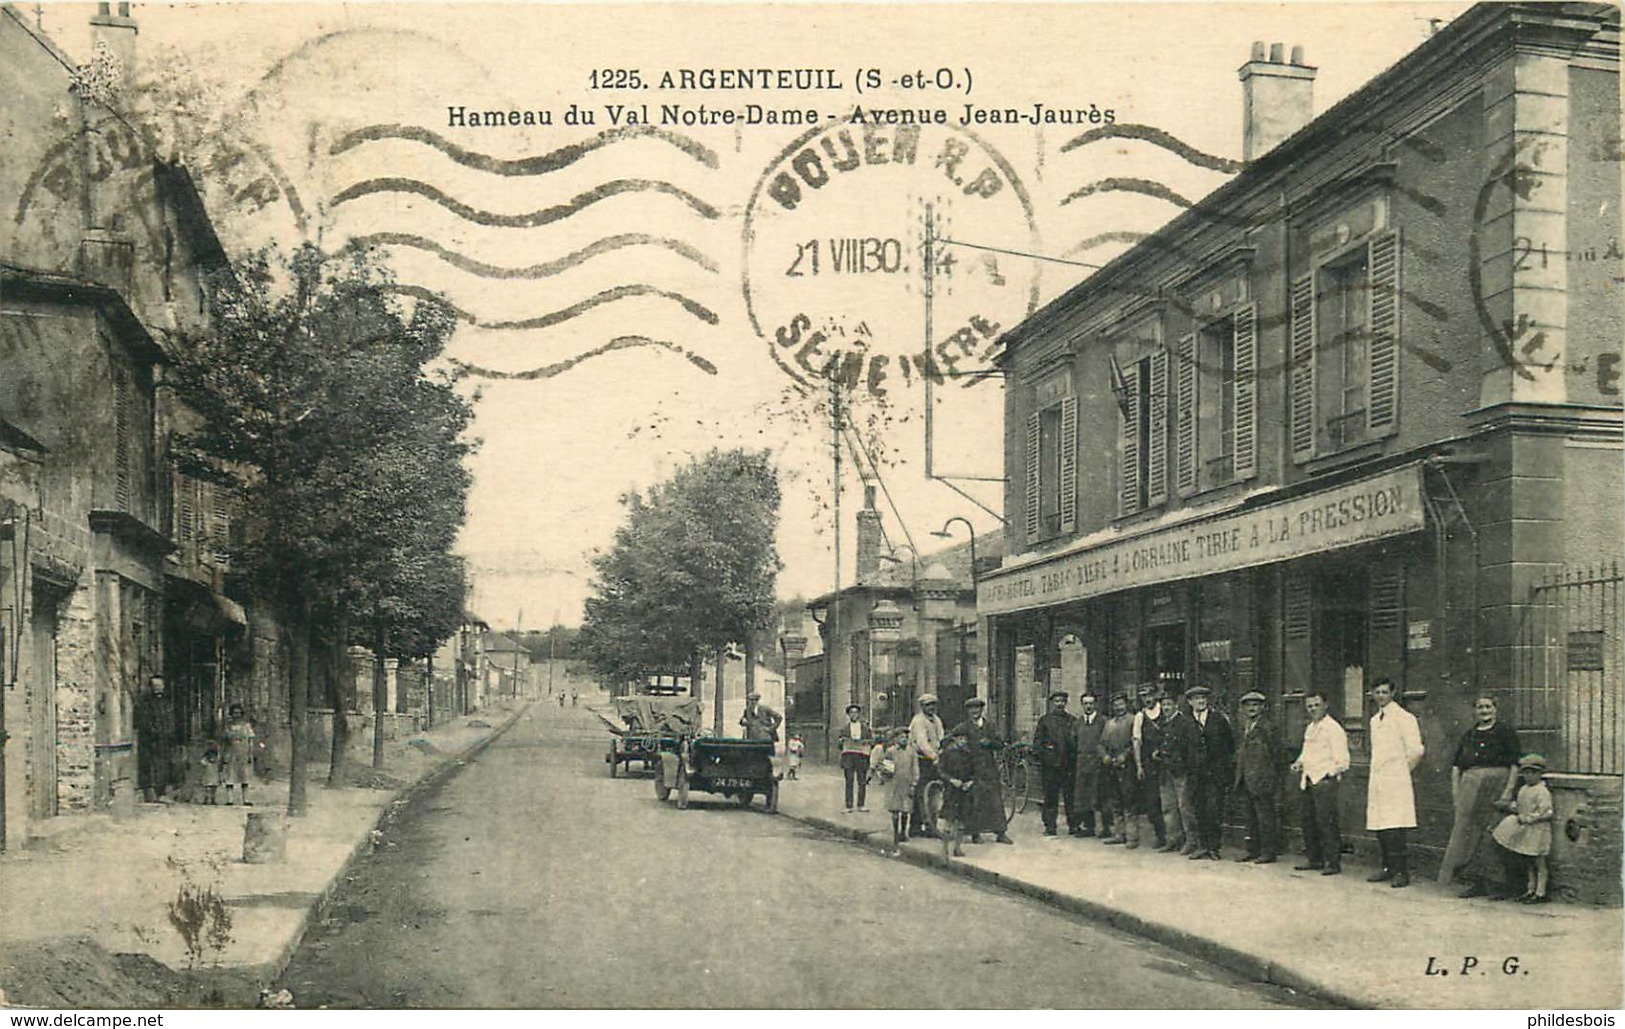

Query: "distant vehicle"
<box><xmin>641</xmin><ymin>673</ymin><xmax>690</xmax><ymax>697</ymax></box>
<box><xmin>605</xmin><ymin>696</ymin><xmax>701</xmax><ymax>778</ymax></box>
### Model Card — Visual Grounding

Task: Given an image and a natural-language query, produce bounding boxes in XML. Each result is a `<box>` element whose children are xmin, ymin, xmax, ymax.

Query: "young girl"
<box><xmin>221</xmin><ymin>705</ymin><xmax>257</xmax><ymax>806</ymax></box>
<box><xmin>1492</xmin><ymin>753</ymin><xmax>1554</xmax><ymax>903</ymax></box>
<box><xmin>885</xmin><ymin>733</ymin><xmax>918</xmax><ymax>850</ymax></box>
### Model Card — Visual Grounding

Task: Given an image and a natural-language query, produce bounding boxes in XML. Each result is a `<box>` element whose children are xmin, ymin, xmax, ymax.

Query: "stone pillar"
<box><xmin>1478</xmin><ymin>48</ymin><xmax>1573</xmax><ymax>408</ymax></box>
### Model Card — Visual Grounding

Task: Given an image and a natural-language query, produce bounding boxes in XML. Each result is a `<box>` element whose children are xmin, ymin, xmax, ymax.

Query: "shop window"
<box><xmin>1290</xmin><ymin>230</ymin><xmax>1400</xmax><ymax>462</ymax></box>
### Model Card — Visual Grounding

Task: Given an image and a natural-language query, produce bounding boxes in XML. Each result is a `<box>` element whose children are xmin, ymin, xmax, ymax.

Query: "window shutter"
<box><xmin>1058</xmin><ymin>395</ymin><xmax>1078</xmax><ymax>534</ymax></box>
<box><xmin>176</xmin><ymin>473</ymin><xmax>196</xmax><ymax>543</ymax></box>
<box><xmin>1289</xmin><ymin>274</ymin><xmax>1317</xmax><ymax>463</ymax></box>
<box><xmin>1232</xmin><ymin>303</ymin><xmax>1258</xmax><ymax>480</ymax></box>
<box><xmin>1366</xmin><ymin>229</ymin><xmax>1400</xmax><ymax>436</ymax></box>
<box><xmin>1367</xmin><ymin>563</ymin><xmax>1405</xmax><ymax>686</ymax></box>
<box><xmin>1146</xmin><ymin>348</ymin><xmax>1169</xmax><ymax>507</ymax></box>
<box><xmin>1282</xmin><ymin>568</ymin><xmax>1312</xmax><ymax>703</ymax></box>
<box><xmin>1025</xmin><ymin>412</ymin><xmax>1041</xmax><ymax>541</ymax></box>
<box><xmin>1118</xmin><ymin>373</ymin><xmax>1140</xmax><ymax>518</ymax></box>
<box><xmin>1174</xmin><ymin>333</ymin><xmax>1198</xmax><ymax>495</ymax></box>
<box><xmin>211</xmin><ymin>485</ymin><xmax>232</xmax><ymax>559</ymax></box>
<box><xmin>113</xmin><ymin>364</ymin><xmax>132</xmax><ymax>512</ymax></box>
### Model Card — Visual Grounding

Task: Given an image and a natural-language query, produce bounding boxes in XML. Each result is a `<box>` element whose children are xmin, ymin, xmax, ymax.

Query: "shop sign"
<box><xmin>979</xmin><ymin>465</ymin><xmax>1426</xmax><ymax>616</ymax></box>
<box><xmin>1407</xmin><ymin>620</ymin><xmax>1433</xmax><ymax>651</ymax></box>
<box><xmin>1197</xmin><ymin>639</ymin><xmax>1233</xmax><ymax>662</ymax></box>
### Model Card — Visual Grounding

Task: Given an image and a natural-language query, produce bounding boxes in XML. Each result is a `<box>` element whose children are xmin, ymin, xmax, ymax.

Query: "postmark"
<box><xmin>741</xmin><ymin>118</ymin><xmax>1042</xmax><ymax>399</ymax></box>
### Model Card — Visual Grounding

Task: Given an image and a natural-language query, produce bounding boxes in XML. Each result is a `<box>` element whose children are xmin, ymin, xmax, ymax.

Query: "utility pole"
<box><xmin>923</xmin><ymin>202</ymin><xmax>935</xmax><ymax>479</ymax></box>
<box><xmin>828</xmin><ymin>371</ymin><xmax>841</xmax><ymax>763</ymax></box>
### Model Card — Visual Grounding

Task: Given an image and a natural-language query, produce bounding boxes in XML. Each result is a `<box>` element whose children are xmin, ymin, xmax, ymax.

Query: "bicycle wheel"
<box><xmin>1011</xmin><ymin>760</ymin><xmax>1032</xmax><ymax>816</ymax></box>
<box><xmin>920</xmin><ymin>778</ymin><xmax>945</xmax><ymax>831</ymax></box>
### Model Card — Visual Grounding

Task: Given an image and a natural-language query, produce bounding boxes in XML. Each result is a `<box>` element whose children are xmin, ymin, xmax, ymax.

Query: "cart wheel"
<box><xmin>676</xmin><ymin>767</ymin><xmax>690</xmax><ymax>810</ymax></box>
<box><xmin>765</xmin><ymin>779</ymin><xmax>779</xmax><ymax>814</ymax></box>
<box><xmin>654</xmin><ymin>764</ymin><xmax>671</xmax><ymax>801</ymax></box>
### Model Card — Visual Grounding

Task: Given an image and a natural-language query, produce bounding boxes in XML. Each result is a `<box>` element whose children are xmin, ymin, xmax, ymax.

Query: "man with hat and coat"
<box><xmin>949</xmin><ymin>696</ymin><xmax>1013</xmax><ymax>844</ymax></box>
<box><xmin>1187</xmin><ymin>684</ymin><xmax>1236</xmax><ymax>860</ymax></box>
<box><xmin>1072</xmin><ymin>693</ymin><xmax>1110</xmax><ymax>838</ymax></box>
<box><xmin>1232</xmin><ymin>691</ymin><xmax>1284</xmax><ymax>863</ymax></box>
<box><xmin>1033</xmin><ymin>690</ymin><xmax>1079</xmax><ymax>837</ymax></box>
<box><xmin>740</xmin><ymin>691</ymin><xmax>783</xmax><ymax>742</ymax></box>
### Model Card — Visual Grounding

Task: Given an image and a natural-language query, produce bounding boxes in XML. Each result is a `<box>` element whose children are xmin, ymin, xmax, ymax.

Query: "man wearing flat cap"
<box><xmin>1232</xmin><ymin>691</ymin><xmax>1284</xmax><ymax>863</ymax></box>
<box><xmin>1034</xmin><ymin>690</ymin><xmax>1079</xmax><ymax>837</ymax></box>
<box><xmin>908</xmin><ymin>694</ymin><xmax>946</xmax><ymax>838</ymax></box>
<box><xmin>1100</xmin><ymin>693</ymin><xmax>1136</xmax><ymax>844</ymax></box>
<box><xmin>838</xmin><ymin>703</ymin><xmax>877</xmax><ymax>813</ymax></box>
<box><xmin>948</xmin><ymin>696</ymin><xmax>1013</xmax><ymax>844</ymax></box>
<box><xmin>740</xmin><ymin>691</ymin><xmax>783</xmax><ymax>742</ymax></box>
<box><xmin>1187</xmin><ymin>684</ymin><xmax>1236</xmax><ymax>859</ymax></box>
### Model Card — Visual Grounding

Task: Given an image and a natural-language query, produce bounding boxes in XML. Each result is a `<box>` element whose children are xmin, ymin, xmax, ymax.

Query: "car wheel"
<box><xmin>676</xmin><ymin>767</ymin><xmax>690</xmax><ymax>810</ymax></box>
<box><xmin>654</xmin><ymin>764</ymin><xmax>671</xmax><ymax>801</ymax></box>
<box><xmin>766</xmin><ymin>779</ymin><xmax>779</xmax><ymax>814</ymax></box>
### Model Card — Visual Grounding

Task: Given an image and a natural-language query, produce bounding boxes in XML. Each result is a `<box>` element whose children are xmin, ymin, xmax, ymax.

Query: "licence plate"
<box><xmin>712</xmin><ymin>777</ymin><xmax>754</xmax><ymax>788</ymax></box>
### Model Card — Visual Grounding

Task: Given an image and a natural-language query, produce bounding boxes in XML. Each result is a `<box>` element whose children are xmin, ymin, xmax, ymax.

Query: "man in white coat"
<box><xmin>1366</xmin><ymin>678</ymin><xmax>1425</xmax><ymax>888</ymax></box>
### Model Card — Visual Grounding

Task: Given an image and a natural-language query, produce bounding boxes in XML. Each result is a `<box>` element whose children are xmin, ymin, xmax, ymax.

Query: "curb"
<box><xmin>775</xmin><ymin>805</ymin><xmax>1370</xmax><ymax>1010</ymax></box>
<box><xmin>259</xmin><ymin>704</ymin><xmax>533</xmax><ymax>987</ymax></box>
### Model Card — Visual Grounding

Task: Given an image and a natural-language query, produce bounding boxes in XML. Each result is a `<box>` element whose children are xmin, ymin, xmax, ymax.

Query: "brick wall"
<box><xmin>53</xmin><ymin>578</ymin><xmax>98</xmax><ymax>811</ymax></box>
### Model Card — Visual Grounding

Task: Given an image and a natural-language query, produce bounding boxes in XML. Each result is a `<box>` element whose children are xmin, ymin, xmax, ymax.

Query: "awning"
<box><xmin>978</xmin><ymin>463</ymin><xmax>1427</xmax><ymax>617</ymax></box>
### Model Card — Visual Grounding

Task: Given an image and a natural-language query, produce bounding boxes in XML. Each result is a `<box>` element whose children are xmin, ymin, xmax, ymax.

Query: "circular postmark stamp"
<box><xmin>742</xmin><ymin>118</ymin><xmax>1042</xmax><ymax>399</ymax></box>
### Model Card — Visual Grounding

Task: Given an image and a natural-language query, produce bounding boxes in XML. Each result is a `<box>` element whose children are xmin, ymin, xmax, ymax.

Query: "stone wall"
<box><xmin>1546</xmin><ymin>774</ymin><xmax>1623</xmax><ymax>907</ymax></box>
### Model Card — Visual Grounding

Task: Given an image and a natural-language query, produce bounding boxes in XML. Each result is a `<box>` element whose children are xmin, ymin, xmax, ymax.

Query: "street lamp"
<box><xmin>931</xmin><ymin>517</ymin><xmax>978</xmax><ymax>582</ymax></box>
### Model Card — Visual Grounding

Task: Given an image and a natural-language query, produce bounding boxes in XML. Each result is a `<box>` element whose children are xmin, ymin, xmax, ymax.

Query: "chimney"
<box><xmin>1238</xmin><ymin>41</ymin><xmax>1316</xmax><ymax>162</ymax></box>
<box><xmin>855</xmin><ymin>484</ymin><xmax>882</xmax><ymax>583</ymax></box>
<box><xmin>89</xmin><ymin>2</ymin><xmax>138</xmax><ymax>86</ymax></box>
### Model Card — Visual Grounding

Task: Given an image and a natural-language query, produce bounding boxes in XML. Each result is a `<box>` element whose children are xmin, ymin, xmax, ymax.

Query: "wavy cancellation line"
<box><xmin>347</xmin><ymin>232</ymin><xmax>720</xmax><ymax>278</ymax></box>
<box><xmin>330</xmin><ymin>178</ymin><xmax>722</xmax><ymax>227</ymax></box>
<box><xmin>329</xmin><ymin>123</ymin><xmax>722</xmax><ymax>174</ymax></box>
<box><xmin>451</xmin><ymin>335</ymin><xmax>719</xmax><ymax>380</ymax></box>
<box><xmin>1059</xmin><ymin>123</ymin><xmax>1245</xmax><ymax>174</ymax></box>
<box><xmin>1059</xmin><ymin>177</ymin><xmax>1196</xmax><ymax>208</ymax></box>
<box><xmin>380</xmin><ymin>282</ymin><xmax>719</xmax><ymax>330</ymax></box>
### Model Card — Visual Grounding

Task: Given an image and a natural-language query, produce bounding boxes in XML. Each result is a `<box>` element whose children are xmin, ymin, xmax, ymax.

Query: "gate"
<box><xmin>1514</xmin><ymin>561</ymin><xmax>1622</xmax><ymax>775</ymax></box>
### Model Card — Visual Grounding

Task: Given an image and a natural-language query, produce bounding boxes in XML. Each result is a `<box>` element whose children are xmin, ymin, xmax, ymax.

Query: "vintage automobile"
<box><xmin>655</xmin><ymin>735</ymin><xmax>779</xmax><ymax>812</ymax></box>
<box><xmin>605</xmin><ymin>695</ymin><xmax>701</xmax><ymax>777</ymax></box>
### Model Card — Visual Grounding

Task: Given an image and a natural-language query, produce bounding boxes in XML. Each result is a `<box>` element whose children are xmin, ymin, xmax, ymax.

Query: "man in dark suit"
<box><xmin>1231</xmin><ymin>690</ymin><xmax>1284</xmax><ymax>863</ymax></box>
<box><xmin>1186</xmin><ymin>684</ymin><xmax>1236</xmax><ymax>860</ymax></box>
<box><xmin>1034</xmin><ymin>690</ymin><xmax>1078</xmax><ymax>837</ymax></box>
<box><xmin>949</xmin><ymin>697</ymin><xmax>1012</xmax><ymax>844</ymax></box>
<box><xmin>1071</xmin><ymin>693</ymin><xmax>1109</xmax><ymax>838</ymax></box>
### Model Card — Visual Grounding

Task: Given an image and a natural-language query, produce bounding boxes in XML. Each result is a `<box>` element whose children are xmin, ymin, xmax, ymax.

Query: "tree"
<box><xmin>169</xmin><ymin>244</ymin><xmax>475</xmax><ymax>811</ymax></box>
<box><xmin>579</xmin><ymin>449</ymin><xmax>781</xmax><ymax>722</ymax></box>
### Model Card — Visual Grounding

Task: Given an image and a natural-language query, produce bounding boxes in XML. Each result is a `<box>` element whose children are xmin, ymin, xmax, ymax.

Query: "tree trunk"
<box><xmin>713</xmin><ymin>646</ymin><xmax>726</xmax><ymax>736</ymax></box>
<box><xmin>395</xmin><ymin>657</ymin><xmax>409</xmax><ymax>715</ymax></box>
<box><xmin>287</xmin><ymin>598</ymin><xmax>310</xmax><ymax>817</ymax></box>
<box><xmin>425</xmin><ymin>652</ymin><xmax>435</xmax><ymax>730</ymax></box>
<box><xmin>327</xmin><ymin>605</ymin><xmax>349</xmax><ymax>787</ymax></box>
<box><xmin>373</xmin><ymin>621</ymin><xmax>387</xmax><ymax>769</ymax></box>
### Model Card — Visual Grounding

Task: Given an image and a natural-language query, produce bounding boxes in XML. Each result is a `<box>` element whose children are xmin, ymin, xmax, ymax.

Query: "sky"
<box><xmin>37</xmin><ymin>0</ymin><xmax>1471</xmax><ymax>630</ymax></box>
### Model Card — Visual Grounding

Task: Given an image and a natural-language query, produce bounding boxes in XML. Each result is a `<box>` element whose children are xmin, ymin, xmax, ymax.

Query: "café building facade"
<box><xmin>978</xmin><ymin>3</ymin><xmax>1621</xmax><ymax>900</ymax></box>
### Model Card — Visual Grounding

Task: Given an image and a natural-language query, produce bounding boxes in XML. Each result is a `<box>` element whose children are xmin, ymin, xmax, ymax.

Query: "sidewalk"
<box><xmin>775</xmin><ymin>763</ymin><xmax>1623</xmax><ymax>1010</ymax></box>
<box><xmin>0</xmin><ymin>702</ymin><xmax>529</xmax><ymax>1007</ymax></box>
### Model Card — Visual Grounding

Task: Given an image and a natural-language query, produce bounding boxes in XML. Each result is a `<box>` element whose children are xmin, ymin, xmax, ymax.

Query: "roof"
<box><xmin>0</xmin><ymin>262</ymin><xmax>166</xmax><ymax>367</ymax></box>
<box><xmin>996</xmin><ymin>2</ymin><xmax>1620</xmax><ymax>359</ymax></box>
<box><xmin>483</xmin><ymin>631</ymin><xmax>528</xmax><ymax>653</ymax></box>
<box><xmin>807</xmin><ymin>532</ymin><xmax>1007</xmax><ymax>607</ymax></box>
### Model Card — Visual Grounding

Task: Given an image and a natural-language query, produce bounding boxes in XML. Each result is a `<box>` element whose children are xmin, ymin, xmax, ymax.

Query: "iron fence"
<box><xmin>1513</xmin><ymin>561</ymin><xmax>1622</xmax><ymax>775</ymax></box>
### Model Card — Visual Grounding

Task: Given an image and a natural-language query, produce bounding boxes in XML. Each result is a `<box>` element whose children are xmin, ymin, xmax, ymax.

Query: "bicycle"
<box><xmin>999</xmin><ymin>740</ymin><xmax>1039</xmax><ymax>823</ymax></box>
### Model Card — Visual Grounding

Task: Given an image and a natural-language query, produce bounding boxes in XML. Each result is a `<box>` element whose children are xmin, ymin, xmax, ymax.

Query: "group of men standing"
<box><xmin>1028</xmin><ymin>678</ymin><xmax>1427</xmax><ymax>886</ymax></box>
<box><xmin>1035</xmin><ymin>683</ymin><xmax>1237</xmax><ymax>858</ymax></box>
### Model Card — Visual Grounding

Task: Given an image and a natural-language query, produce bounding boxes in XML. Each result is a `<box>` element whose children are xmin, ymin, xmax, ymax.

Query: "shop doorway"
<box><xmin>1314</xmin><ymin>566</ymin><xmax>1368</xmax><ymax>721</ymax></box>
<box><xmin>1144</xmin><ymin>622</ymin><xmax>1187</xmax><ymax>696</ymax></box>
<box><xmin>28</xmin><ymin>585</ymin><xmax>61</xmax><ymax>820</ymax></box>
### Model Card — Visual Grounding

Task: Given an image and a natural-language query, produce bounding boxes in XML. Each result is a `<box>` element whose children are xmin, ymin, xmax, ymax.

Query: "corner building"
<box><xmin>980</xmin><ymin>4</ymin><xmax>1621</xmax><ymax>902</ymax></box>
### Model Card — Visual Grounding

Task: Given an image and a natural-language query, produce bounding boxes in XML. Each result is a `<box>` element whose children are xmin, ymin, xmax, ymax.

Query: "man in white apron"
<box><xmin>1366</xmin><ymin>678</ymin><xmax>1425</xmax><ymax>888</ymax></box>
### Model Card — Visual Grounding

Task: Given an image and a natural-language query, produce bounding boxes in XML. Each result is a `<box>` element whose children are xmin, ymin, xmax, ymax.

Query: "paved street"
<box><xmin>279</xmin><ymin>698</ymin><xmax>1319</xmax><ymax>1008</ymax></box>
